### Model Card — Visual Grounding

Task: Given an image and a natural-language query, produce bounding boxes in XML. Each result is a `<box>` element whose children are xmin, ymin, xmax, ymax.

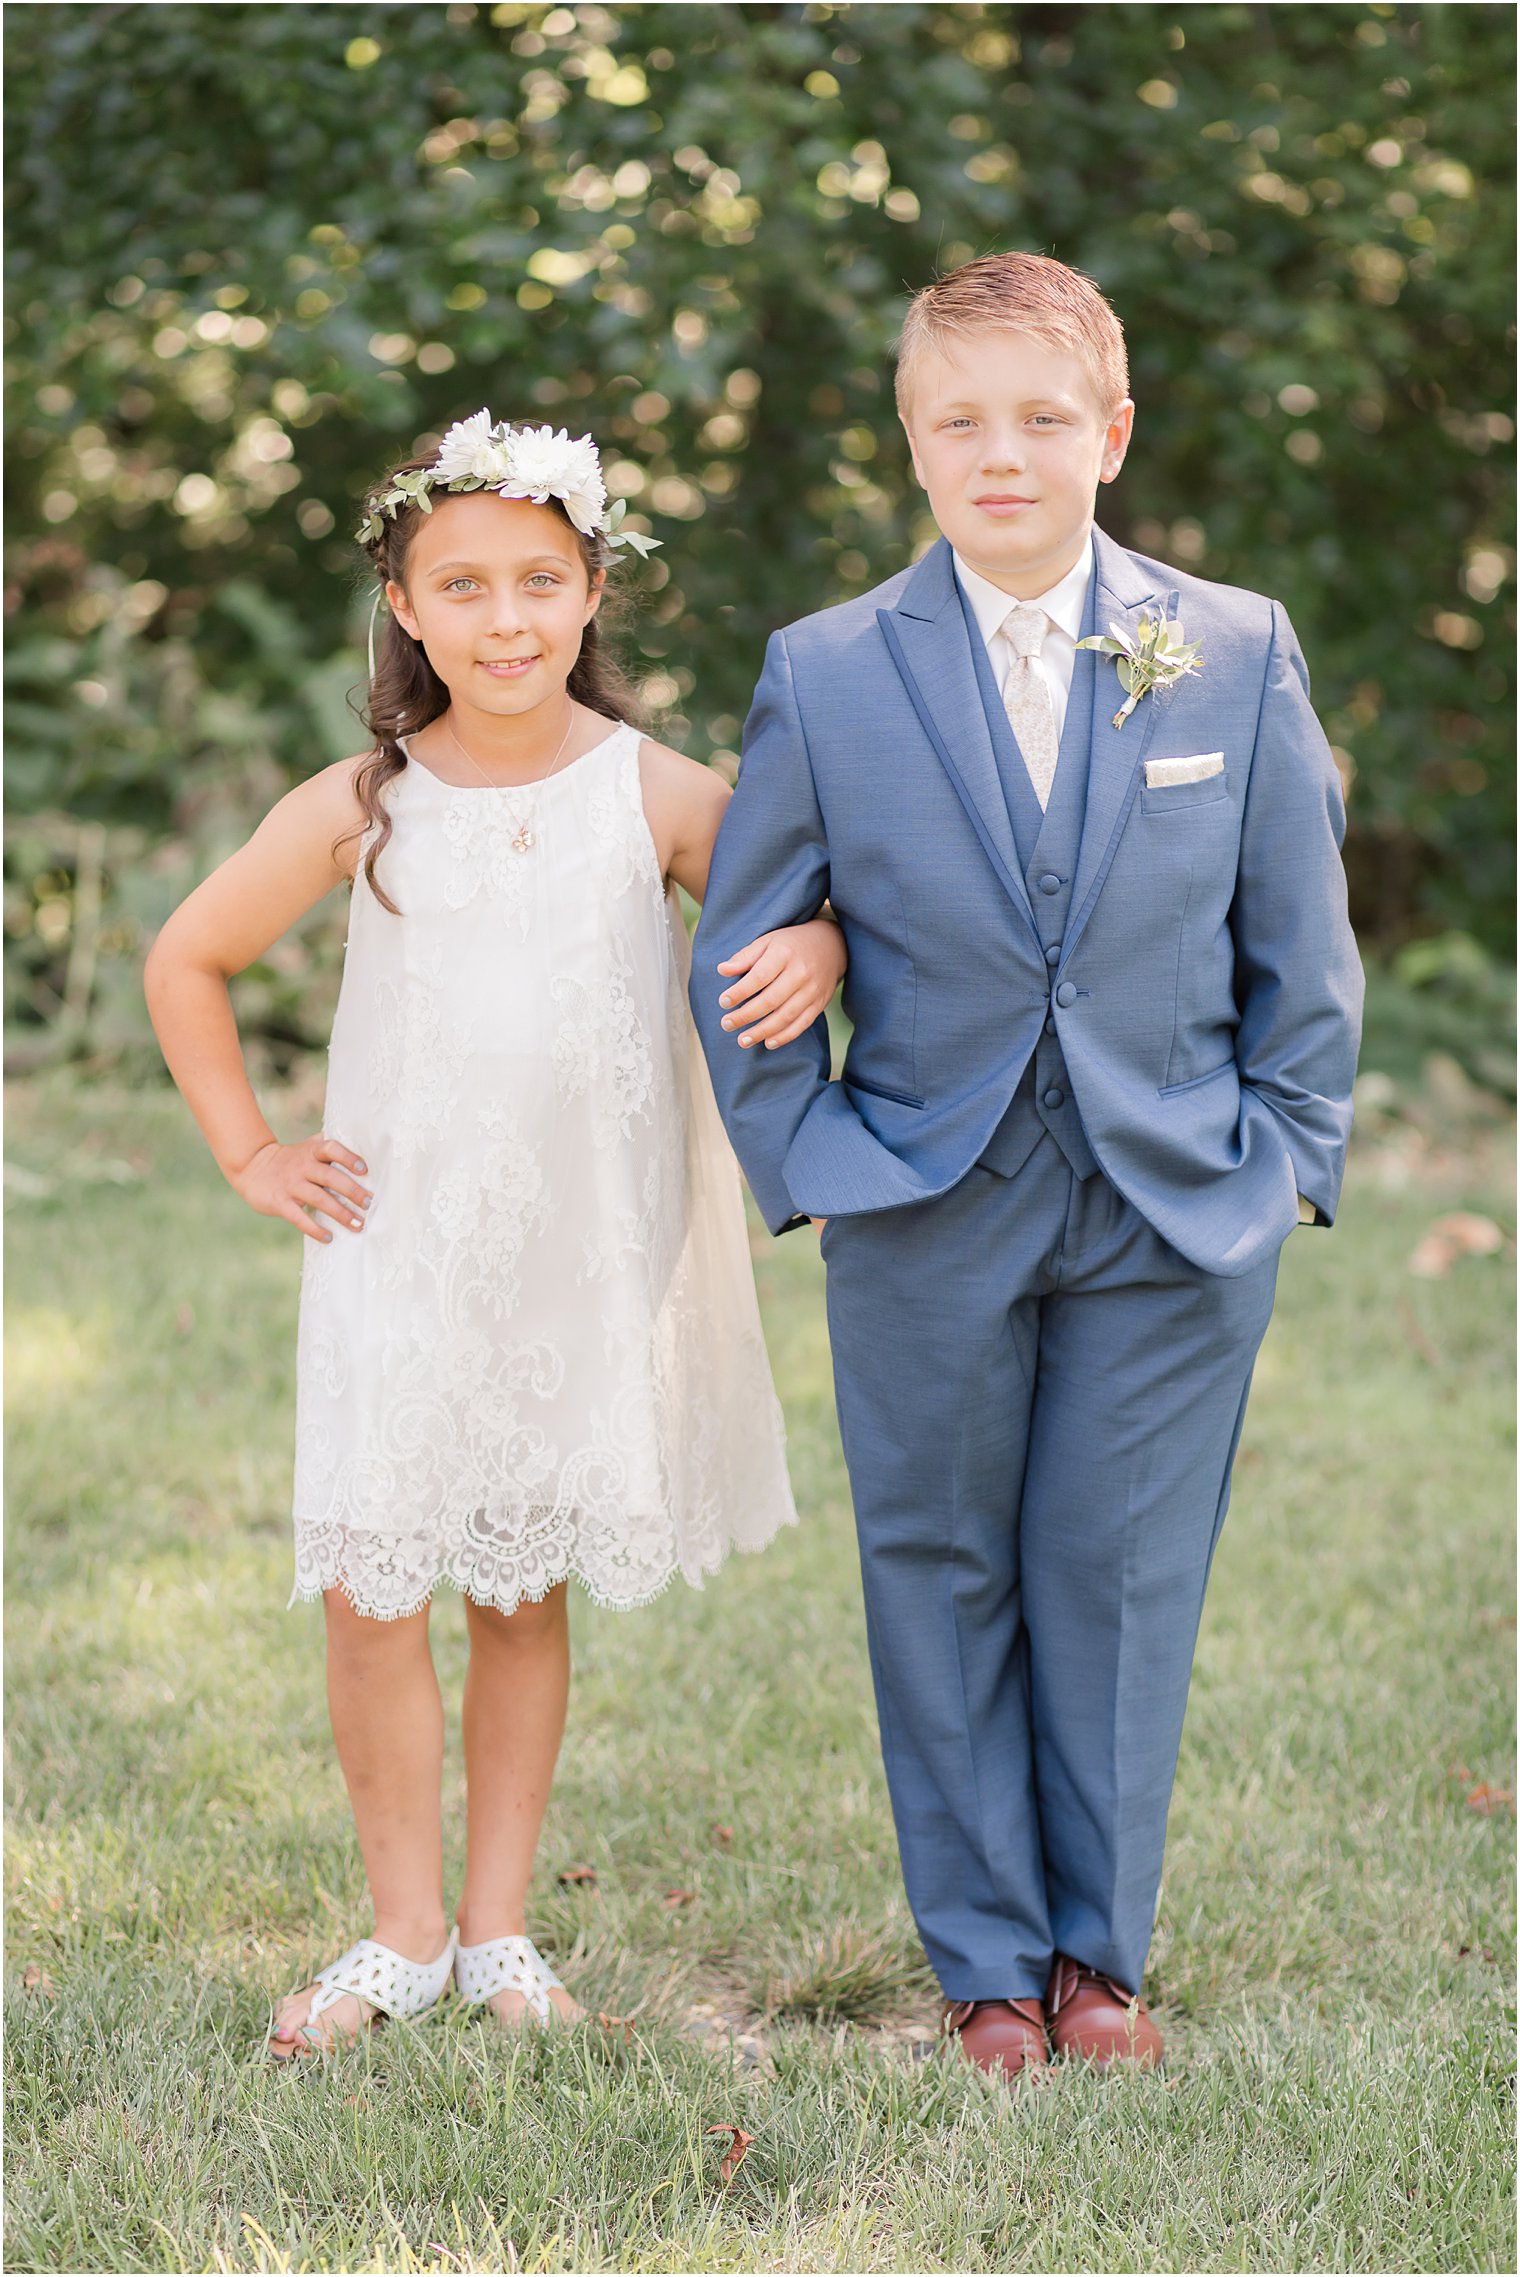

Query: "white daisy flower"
<box><xmin>433</xmin><ymin>409</ymin><xmax>514</xmax><ymax>486</ymax></box>
<box><xmin>498</xmin><ymin>424</ymin><xmax>606</xmax><ymax>516</ymax></box>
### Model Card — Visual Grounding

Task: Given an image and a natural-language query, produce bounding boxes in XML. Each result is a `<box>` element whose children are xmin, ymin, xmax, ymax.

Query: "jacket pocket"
<box><xmin>843</xmin><ymin>1071</ymin><xmax>926</xmax><ymax>1110</ymax></box>
<box><xmin>1158</xmin><ymin>1058</ymin><xmax>1237</xmax><ymax>1098</ymax></box>
<box><xmin>1140</xmin><ymin>771</ymin><xmax>1230</xmax><ymax>816</ymax></box>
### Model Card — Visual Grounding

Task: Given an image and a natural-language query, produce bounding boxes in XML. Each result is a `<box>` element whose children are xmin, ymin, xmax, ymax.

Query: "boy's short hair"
<box><xmin>895</xmin><ymin>251</ymin><xmax>1129</xmax><ymax>423</ymax></box>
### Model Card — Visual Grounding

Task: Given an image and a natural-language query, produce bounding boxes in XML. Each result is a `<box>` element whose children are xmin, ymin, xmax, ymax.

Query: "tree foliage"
<box><xmin>4</xmin><ymin>1</ymin><xmax>1514</xmax><ymax>1061</ymax></box>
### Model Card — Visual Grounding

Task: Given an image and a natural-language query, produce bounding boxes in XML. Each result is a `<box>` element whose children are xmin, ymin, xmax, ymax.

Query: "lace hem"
<box><xmin>287</xmin><ymin>1502</ymin><xmax>798</xmax><ymax>1623</ymax></box>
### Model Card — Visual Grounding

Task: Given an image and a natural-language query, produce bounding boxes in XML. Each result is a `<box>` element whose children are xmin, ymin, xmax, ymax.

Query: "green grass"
<box><xmin>5</xmin><ymin>1068</ymin><xmax>1515</xmax><ymax>2274</ymax></box>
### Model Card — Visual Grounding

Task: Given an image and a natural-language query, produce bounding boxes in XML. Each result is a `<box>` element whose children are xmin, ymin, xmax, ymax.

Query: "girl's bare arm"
<box><xmin>144</xmin><ymin>758</ymin><xmax>373</xmax><ymax>1240</ymax></box>
<box><xmin>639</xmin><ymin>737</ymin><xmax>846</xmax><ymax>1050</ymax></box>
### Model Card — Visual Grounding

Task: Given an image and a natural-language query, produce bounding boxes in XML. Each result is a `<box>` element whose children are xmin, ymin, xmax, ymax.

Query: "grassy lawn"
<box><xmin>5</xmin><ymin>1066</ymin><xmax>1514</xmax><ymax>2274</ymax></box>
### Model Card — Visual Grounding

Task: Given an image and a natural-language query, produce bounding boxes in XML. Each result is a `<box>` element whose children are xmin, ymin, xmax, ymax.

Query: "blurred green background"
<box><xmin>4</xmin><ymin>1</ymin><xmax>1515</xmax><ymax>1086</ymax></box>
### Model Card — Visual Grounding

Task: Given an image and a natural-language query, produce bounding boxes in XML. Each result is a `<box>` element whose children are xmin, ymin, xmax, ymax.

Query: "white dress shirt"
<box><xmin>952</xmin><ymin>539</ymin><xmax>1095</xmax><ymax>743</ymax></box>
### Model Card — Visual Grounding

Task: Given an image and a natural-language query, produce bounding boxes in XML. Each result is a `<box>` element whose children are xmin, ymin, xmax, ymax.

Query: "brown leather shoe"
<box><xmin>1044</xmin><ymin>1955</ymin><xmax>1163</xmax><ymax>2068</ymax></box>
<box><xmin>940</xmin><ymin>1996</ymin><xmax>1049</xmax><ymax>2079</ymax></box>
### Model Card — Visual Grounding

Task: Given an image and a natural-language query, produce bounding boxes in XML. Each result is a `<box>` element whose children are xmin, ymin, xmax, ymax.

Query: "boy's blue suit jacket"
<box><xmin>689</xmin><ymin>527</ymin><xmax>1364</xmax><ymax>1278</ymax></box>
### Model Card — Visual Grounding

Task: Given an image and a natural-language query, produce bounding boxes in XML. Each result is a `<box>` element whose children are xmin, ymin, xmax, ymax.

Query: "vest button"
<box><xmin>1042</xmin><ymin>1086</ymin><xmax>1065</xmax><ymax>1110</ymax></box>
<box><xmin>1055</xmin><ymin>981</ymin><xmax>1077</xmax><ymax>1007</ymax></box>
<box><xmin>1044</xmin><ymin>1017</ymin><xmax>1055</xmax><ymax>1036</ymax></box>
<box><xmin>1037</xmin><ymin>872</ymin><xmax>1061</xmax><ymax>896</ymax></box>
<box><xmin>1045</xmin><ymin>943</ymin><xmax>1061</xmax><ymax>966</ymax></box>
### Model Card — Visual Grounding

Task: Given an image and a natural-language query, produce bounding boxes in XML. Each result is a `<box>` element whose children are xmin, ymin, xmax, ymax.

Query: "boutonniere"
<box><xmin>1077</xmin><ymin>612</ymin><xmax>1203</xmax><ymax>729</ymax></box>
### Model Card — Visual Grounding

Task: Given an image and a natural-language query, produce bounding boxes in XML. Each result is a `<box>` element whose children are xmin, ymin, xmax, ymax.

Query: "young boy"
<box><xmin>693</xmin><ymin>252</ymin><xmax>1362</xmax><ymax>2077</ymax></box>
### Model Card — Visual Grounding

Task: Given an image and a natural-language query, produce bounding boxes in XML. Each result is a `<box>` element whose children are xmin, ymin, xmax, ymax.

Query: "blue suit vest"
<box><xmin>957</xmin><ymin>573</ymin><xmax>1099</xmax><ymax>1182</ymax></box>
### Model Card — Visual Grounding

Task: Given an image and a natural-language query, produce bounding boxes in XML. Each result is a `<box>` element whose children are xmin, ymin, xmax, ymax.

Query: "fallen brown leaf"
<box><xmin>1465</xmin><ymin>1783</ymin><xmax>1515</xmax><ymax>1816</ymax></box>
<box><xmin>1408</xmin><ymin>1212</ymin><xmax>1505</xmax><ymax>1279</ymax></box>
<box><xmin>1458</xmin><ymin>1945</ymin><xmax>1497</xmax><ymax>1963</ymax></box>
<box><xmin>596</xmin><ymin>2011</ymin><xmax>635</xmax><ymax>2042</ymax></box>
<box><xmin>712</xmin><ymin>1824</ymin><xmax>734</xmax><ymax>1848</ymax></box>
<box><xmin>557</xmin><ymin>1863</ymin><xmax>597</xmax><ymax>1889</ymax></box>
<box><xmin>706</xmin><ymin>2123</ymin><xmax>755</xmax><ymax>2186</ymax></box>
<box><xmin>21</xmin><ymin>1964</ymin><xmax>54</xmax><ymax>1998</ymax></box>
<box><xmin>662</xmin><ymin>1888</ymin><xmax>696</xmax><ymax>1910</ymax></box>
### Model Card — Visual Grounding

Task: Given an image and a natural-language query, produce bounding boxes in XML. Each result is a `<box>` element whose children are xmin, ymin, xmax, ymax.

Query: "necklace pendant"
<box><xmin>511</xmin><ymin>821</ymin><xmax>535</xmax><ymax>854</ymax></box>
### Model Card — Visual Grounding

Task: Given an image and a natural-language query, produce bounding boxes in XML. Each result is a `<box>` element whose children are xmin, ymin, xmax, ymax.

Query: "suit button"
<box><xmin>1038</xmin><ymin>872</ymin><xmax>1061</xmax><ymax>896</ymax></box>
<box><xmin>1045</xmin><ymin>943</ymin><xmax>1061</xmax><ymax>966</ymax></box>
<box><xmin>1055</xmin><ymin>981</ymin><xmax>1077</xmax><ymax>1007</ymax></box>
<box><xmin>1042</xmin><ymin>1086</ymin><xmax>1065</xmax><ymax>1110</ymax></box>
<box><xmin>1044</xmin><ymin>1017</ymin><xmax>1055</xmax><ymax>1036</ymax></box>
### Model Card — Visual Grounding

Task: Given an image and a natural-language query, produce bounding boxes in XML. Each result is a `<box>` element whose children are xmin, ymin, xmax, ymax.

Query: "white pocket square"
<box><xmin>1145</xmin><ymin>751</ymin><xmax>1224</xmax><ymax>788</ymax></box>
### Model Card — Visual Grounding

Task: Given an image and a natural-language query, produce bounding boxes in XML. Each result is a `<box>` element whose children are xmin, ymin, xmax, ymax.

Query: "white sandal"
<box><xmin>453</xmin><ymin>1933</ymin><xmax>570</xmax><ymax>2025</ymax></box>
<box><xmin>269</xmin><ymin>1927</ymin><xmax>458</xmax><ymax>2057</ymax></box>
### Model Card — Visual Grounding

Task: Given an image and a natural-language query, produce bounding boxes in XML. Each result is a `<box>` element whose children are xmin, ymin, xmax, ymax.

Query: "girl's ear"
<box><xmin>583</xmin><ymin>567</ymin><xmax>607</xmax><ymax>624</ymax></box>
<box><xmin>385</xmin><ymin>577</ymin><xmax>421</xmax><ymax>641</ymax></box>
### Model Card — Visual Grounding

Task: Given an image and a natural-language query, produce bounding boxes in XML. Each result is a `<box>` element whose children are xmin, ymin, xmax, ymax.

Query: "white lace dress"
<box><xmin>290</xmin><ymin>721</ymin><xmax>798</xmax><ymax>1619</ymax></box>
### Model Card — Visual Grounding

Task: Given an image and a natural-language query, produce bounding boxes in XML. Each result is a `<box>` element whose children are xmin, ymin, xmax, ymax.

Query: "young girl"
<box><xmin>145</xmin><ymin>412</ymin><xmax>844</xmax><ymax>2056</ymax></box>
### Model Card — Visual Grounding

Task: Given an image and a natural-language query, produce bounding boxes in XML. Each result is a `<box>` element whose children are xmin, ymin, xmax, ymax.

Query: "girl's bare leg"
<box><xmin>269</xmin><ymin>1590</ymin><xmax>448</xmax><ymax>2053</ymax></box>
<box><xmin>455</xmin><ymin>1586</ymin><xmax>579</xmax><ymax>2023</ymax></box>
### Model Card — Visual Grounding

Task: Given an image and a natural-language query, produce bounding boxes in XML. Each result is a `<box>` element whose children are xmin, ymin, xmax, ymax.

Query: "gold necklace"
<box><xmin>442</xmin><ymin>701</ymin><xmax>577</xmax><ymax>853</ymax></box>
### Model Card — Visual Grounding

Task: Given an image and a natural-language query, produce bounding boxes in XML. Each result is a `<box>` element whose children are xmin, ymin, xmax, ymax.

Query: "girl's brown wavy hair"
<box><xmin>344</xmin><ymin>453</ymin><xmax>648</xmax><ymax>912</ymax></box>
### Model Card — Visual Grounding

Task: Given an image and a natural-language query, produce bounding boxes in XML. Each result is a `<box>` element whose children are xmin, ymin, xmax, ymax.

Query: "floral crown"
<box><xmin>354</xmin><ymin>409</ymin><xmax>661</xmax><ymax>556</ymax></box>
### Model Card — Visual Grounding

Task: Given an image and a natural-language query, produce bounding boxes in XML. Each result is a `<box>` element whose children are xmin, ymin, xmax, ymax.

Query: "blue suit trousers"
<box><xmin>821</xmin><ymin>1133</ymin><xmax>1281</xmax><ymax>2000</ymax></box>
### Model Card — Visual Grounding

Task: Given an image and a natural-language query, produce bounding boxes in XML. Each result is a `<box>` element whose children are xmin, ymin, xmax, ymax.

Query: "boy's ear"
<box><xmin>385</xmin><ymin>578</ymin><xmax>420</xmax><ymax>640</ymax></box>
<box><xmin>899</xmin><ymin>411</ymin><xmax>928</xmax><ymax>491</ymax></box>
<box><xmin>1098</xmin><ymin>400</ymin><xmax>1136</xmax><ymax>486</ymax></box>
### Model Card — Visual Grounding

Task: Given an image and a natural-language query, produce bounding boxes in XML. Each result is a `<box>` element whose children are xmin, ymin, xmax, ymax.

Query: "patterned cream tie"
<box><xmin>1001</xmin><ymin>602</ymin><xmax>1060</xmax><ymax>811</ymax></box>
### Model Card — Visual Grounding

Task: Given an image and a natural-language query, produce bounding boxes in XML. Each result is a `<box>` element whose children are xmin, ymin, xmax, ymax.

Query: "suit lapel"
<box><xmin>1065</xmin><ymin>527</ymin><xmax>1177</xmax><ymax>954</ymax></box>
<box><xmin>878</xmin><ymin>540</ymin><xmax>1038</xmax><ymax>938</ymax></box>
<box><xmin>1046</xmin><ymin>547</ymin><xmax>1100</xmax><ymax>810</ymax></box>
<box><xmin>878</xmin><ymin>529</ymin><xmax>1179</xmax><ymax>951</ymax></box>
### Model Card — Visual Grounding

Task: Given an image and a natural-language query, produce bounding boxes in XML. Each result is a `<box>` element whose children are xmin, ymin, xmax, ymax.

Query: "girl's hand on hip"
<box><xmin>715</xmin><ymin>914</ymin><xmax>846</xmax><ymax>1049</ymax></box>
<box><xmin>230</xmin><ymin>1136</ymin><xmax>372</xmax><ymax>1241</ymax></box>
